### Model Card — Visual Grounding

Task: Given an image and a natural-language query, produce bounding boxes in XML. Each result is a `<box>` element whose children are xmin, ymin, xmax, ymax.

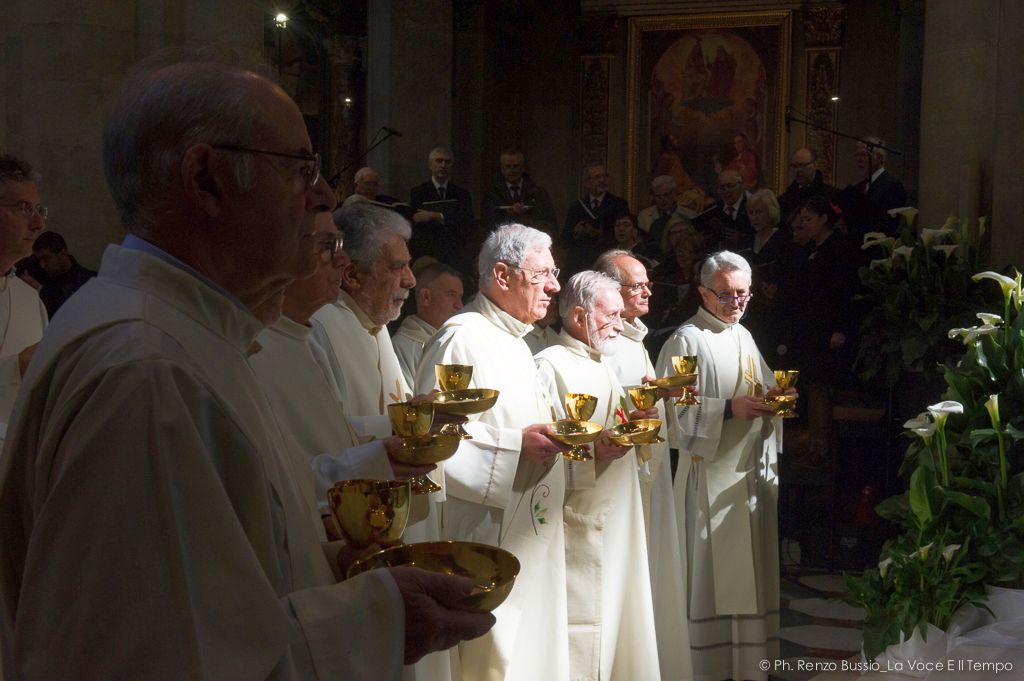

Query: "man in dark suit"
<box><xmin>480</xmin><ymin>149</ymin><xmax>557</xmax><ymax>238</ymax></box>
<box><xmin>560</xmin><ymin>163</ymin><xmax>629</xmax><ymax>276</ymax></box>
<box><xmin>409</xmin><ymin>147</ymin><xmax>474</xmax><ymax>269</ymax></box>
<box><xmin>778</xmin><ymin>147</ymin><xmax>835</xmax><ymax>224</ymax></box>
<box><xmin>836</xmin><ymin>137</ymin><xmax>908</xmax><ymax>240</ymax></box>
<box><xmin>694</xmin><ymin>169</ymin><xmax>752</xmax><ymax>252</ymax></box>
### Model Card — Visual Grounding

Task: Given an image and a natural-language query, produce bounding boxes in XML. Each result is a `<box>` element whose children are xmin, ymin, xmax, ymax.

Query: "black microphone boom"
<box><xmin>327</xmin><ymin>125</ymin><xmax>403</xmax><ymax>186</ymax></box>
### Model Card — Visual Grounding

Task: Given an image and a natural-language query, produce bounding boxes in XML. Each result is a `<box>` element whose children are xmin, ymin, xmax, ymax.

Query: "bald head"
<box><xmin>353</xmin><ymin>167</ymin><xmax>380</xmax><ymax>199</ymax></box>
<box><xmin>790</xmin><ymin>147</ymin><xmax>817</xmax><ymax>186</ymax></box>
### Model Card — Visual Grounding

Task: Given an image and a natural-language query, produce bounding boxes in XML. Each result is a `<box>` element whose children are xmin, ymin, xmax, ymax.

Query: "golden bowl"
<box><xmin>671</xmin><ymin>355</ymin><xmax>698</xmax><ymax>375</ymax></box>
<box><xmin>387</xmin><ymin>401</ymin><xmax>434</xmax><ymax>439</ymax></box>
<box><xmin>626</xmin><ymin>384</ymin><xmax>659</xmax><ymax>411</ymax></box>
<box><xmin>606</xmin><ymin>418</ymin><xmax>663</xmax><ymax>446</ymax></box>
<box><xmin>549</xmin><ymin>419</ymin><xmax>603</xmax><ymax>444</ymax></box>
<box><xmin>774</xmin><ymin>369</ymin><xmax>800</xmax><ymax>389</ymax></box>
<box><xmin>564</xmin><ymin>393</ymin><xmax>598</xmax><ymax>422</ymax></box>
<box><xmin>648</xmin><ymin>373</ymin><xmax>698</xmax><ymax>389</ymax></box>
<box><xmin>328</xmin><ymin>479</ymin><xmax>411</xmax><ymax>548</ymax></box>
<box><xmin>435</xmin><ymin>364</ymin><xmax>473</xmax><ymax>391</ymax></box>
<box><xmin>347</xmin><ymin>540</ymin><xmax>521</xmax><ymax>612</ymax></box>
<box><xmin>389</xmin><ymin>433</ymin><xmax>461</xmax><ymax>465</ymax></box>
<box><xmin>766</xmin><ymin>393</ymin><xmax>798</xmax><ymax>413</ymax></box>
<box><xmin>433</xmin><ymin>388</ymin><xmax>500</xmax><ymax>416</ymax></box>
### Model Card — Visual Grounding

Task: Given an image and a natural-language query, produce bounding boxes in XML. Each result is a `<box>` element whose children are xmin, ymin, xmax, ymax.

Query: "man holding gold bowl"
<box><xmin>656</xmin><ymin>250</ymin><xmax>796</xmax><ymax>681</ymax></box>
<box><xmin>534</xmin><ymin>270</ymin><xmax>661</xmax><ymax>681</ymax></box>
<box><xmin>416</xmin><ymin>224</ymin><xmax>572</xmax><ymax>681</ymax></box>
<box><xmin>594</xmin><ymin>248</ymin><xmax>692</xmax><ymax>681</ymax></box>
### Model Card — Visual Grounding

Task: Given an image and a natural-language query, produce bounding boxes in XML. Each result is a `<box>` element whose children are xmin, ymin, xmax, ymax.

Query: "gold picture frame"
<box><xmin>626</xmin><ymin>11</ymin><xmax>792</xmax><ymax>212</ymax></box>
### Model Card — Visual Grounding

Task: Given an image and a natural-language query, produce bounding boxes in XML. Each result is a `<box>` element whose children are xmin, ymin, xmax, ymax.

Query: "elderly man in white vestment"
<box><xmin>656</xmin><ymin>251</ymin><xmax>789</xmax><ymax>681</ymax></box>
<box><xmin>0</xmin><ymin>58</ymin><xmax>493</xmax><ymax>681</ymax></box>
<box><xmin>0</xmin><ymin>155</ymin><xmax>48</xmax><ymax>429</ymax></box>
<box><xmin>392</xmin><ymin>260</ymin><xmax>464</xmax><ymax>388</ymax></box>
<box><xmin>249</xmin><ymin>213</ymin><xmax>458</xmax><ymax>681</ymax></box>
<box><xmin>534</xmin><ymin>270</ymin><xmax>661</xmax><ymax>681</ymax></box>
<box><xmin>594</xmin><ymin>249</ymin><xmax>692</xmax><ymax>681</ymax></box>
<box><xmin>416</xmin><ymin>224</ymin><xmax>573</xmax><ymax>681</ymax></box>
<box><xmin>312</xmin><ymin>203</ymin><xmax>415</xmax><ymax>438</ymax></box>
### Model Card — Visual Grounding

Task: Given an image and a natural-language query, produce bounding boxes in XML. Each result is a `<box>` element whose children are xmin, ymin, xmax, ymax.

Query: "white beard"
<box><xmin>587</xmin><ymin>318</ymin><xmax>619</xmax><ymax>356</ymax></box>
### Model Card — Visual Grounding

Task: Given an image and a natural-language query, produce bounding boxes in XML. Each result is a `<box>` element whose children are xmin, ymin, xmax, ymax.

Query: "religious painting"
<box><xmin>626</xmin><ymin>12</ymin><xmax>792</xmax><ymax>212</ymax></box>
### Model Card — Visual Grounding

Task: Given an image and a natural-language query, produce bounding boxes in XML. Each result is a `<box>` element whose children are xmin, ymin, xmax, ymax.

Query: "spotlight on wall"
<box><xmin>344</xmin><ymin>97</ymin><xmax>353</xmax><ymax>105</ymax></box>
<box><xmin>274</xmin><ymin>12</ymin><xmax>289</xmax><ymax>28</ymax></box>
<box><xmin>831</xmin><ymin>95</ymin><xmax>840</xmax><ymax>102</ymax></box>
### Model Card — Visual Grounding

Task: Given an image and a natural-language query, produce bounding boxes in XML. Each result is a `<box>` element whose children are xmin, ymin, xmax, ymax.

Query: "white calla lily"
<box><xmin>942</xmin><ymin>544</ymin><xmax>961</xmax><ymax>562</ymax></box>
<box><xmin>921</xmin><ymin>227</ymin><xmax>954</xmax><ymax>246</ymax></box>
<box><xmin>973</xmin><ymin>271</ymin><xmax>1018</xmax><ymax>304</ymax></box>
<box><xmin>887</xmin><ymin>206</ymin><xmax>918</xmax><ymax>225</ymax></box>
<box><xmin>879</xmin><ymin>557</ymin><xmax>894</xmax><ymax>578</ymax></box>
<box><xmin>917</xmin><ymin>543</ymin><xmax>934</xmax><ymax>560</ymax></box>
<box><xmin>862</xmin><ymin>235</ymin><xmax>896</xmax><ymax>251</ymax></box>
<box><xmin>976</xmin><ymin>313</ymin><xmax>1002</xmax><ymax>326</ymax></box>
<box><xmin>893</xmin><ymin>245</ymin><xmax>915</xmax><ymax>260</ymax></box>
<box><xmin>870</xmin><ymin>257</ymin><xmax>893</xmax><ymax>271</ymax></box>
<box><xmin>927</xmin><ymin>401</ymin><xmax>963</xmax><ymax>428</ymax></box>
<box><xmin>985</xmin><ymin>394</ymin><xmax>1000</xmax><ymax>429</ymax></box>
<box><xmin>948</xmin><ymin>324</ymin><xmax>999</xmax><ymax>344</ymax></box>
<box><xmin>932</xmin><ymin>244</ymin><xmax>958</xmax><ymax>260</ymax></box>
<box><xmin>904</xmin><ymin>412</ymin><xmax>936</xmax><ymax>441</ymax></box>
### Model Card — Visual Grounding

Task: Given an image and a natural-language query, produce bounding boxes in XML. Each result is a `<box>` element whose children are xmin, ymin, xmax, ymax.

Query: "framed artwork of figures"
<box><xmin>626</xmin><ymin>11</ymin><xmax>792</xmax><ymax>213</ymax></box>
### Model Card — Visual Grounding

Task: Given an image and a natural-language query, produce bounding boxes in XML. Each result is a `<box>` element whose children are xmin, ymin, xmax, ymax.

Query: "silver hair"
<box><xmin>478</xmin><ymin>223</ymin><xmax>552</xmax><ymax>283</ymax></box>
<box><xmin>650</xmin><ymin>175</ymin><xmax>677</xmax><ymax>193</ymax></box>
<box><xmin>700</xmin><ymin>250</ymin><xmax>752</xmax><ymax>288</ymax></box>
<box><xmin>559</xmin><ymin>270</ymin><xmax>620</xmax><ymax>321</ymax></box>
<box><xmin>429</xmin><ymin>147</ymin><xmax>452</xmax><ymax>160</ymax></box>
<box><xmin>334</xmin><ymin>203</ymin><xmax>411</xmax><ymax>267</ymax></box>
<box><xmin>353</xmin><ymin>167</ymin><xmax>378</xmax><ymax>183</ymax></box>
<box><xmin>103</xmin><ymin>56</ymin><xmax>265</xmax><ymax>232</ymax></box>
<box><xmin>592</xmin><ymin>249</ymin><xmax>635</xmax><ymax>283</ymax></box>
<box><xmin>747</xmin><ymin>189</ymin><xmax>781</xmax><ymax>226</ymax></box>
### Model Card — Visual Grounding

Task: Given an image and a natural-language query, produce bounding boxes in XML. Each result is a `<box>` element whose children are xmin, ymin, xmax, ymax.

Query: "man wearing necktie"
<box><xmin>410</xmin><ymin>147</ymin><xmax>474</xmax><ymax>269</ymax></box>
<box><xmin>480</xmin><ymin>149</ymin><xmax>557</xmax><ymax>238</ymax></box>
<box><xmin>560</xmin><ymin>163</ymin><xmax>629</xmax><ymax>277</ymax></box>
<box><xmin>694</xmin><ymin>169</ymin><xmax>752</xmax><ymax>252</ymax></box>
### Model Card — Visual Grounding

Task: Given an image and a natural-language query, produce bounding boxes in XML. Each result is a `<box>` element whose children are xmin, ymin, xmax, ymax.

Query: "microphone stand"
<box><xmin>785</xmin><ymin>109</ymin><xmax>902</xmax><ymax>191</ymax></box>
<box><xmin>327</xmin><ymin>126</ymin><xmax>399</xmax><ymax>188</ymax></box>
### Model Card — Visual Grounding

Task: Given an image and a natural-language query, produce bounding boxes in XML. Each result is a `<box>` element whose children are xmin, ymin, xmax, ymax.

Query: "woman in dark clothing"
<box><xmin>784</xmin><ymin>195</ymin><xmax>860</xmax><ymax>461</ymax></box>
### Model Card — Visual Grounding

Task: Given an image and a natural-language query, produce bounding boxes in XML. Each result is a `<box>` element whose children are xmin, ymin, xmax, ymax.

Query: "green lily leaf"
<box><xmin>943</xmin><ymin>491</ymin><xmax>990</xmax><ymax>519</ymax></box>
<box><xmin>909</xmin><ymin>467</ymin><xmax>934</xmax><ymax>527</ymax></box>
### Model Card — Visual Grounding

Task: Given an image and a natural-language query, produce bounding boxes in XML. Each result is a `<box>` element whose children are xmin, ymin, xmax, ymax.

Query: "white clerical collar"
<box><xmin>338</xmin><ymin>289</ymin><xmax>382</xmax><ymax>335</ymax></box>
<box><xmin>556</xmin><ymin>328</ymin><xmax>603</xmax><ymax>362</ymax></box>
<box><xmin>620</xmin><ymin>318</ymin><xmax>648</xmax><ymax>343</ymax></box>
<box><xmin>473</xmin><ymin>291</ymin><xmax>532</xmax><ymax>339</ymax></box>
<box><xmin>696</xmin><ymin>304</ymin><xmax>736</xmax><ymax>331</ymax></box>
<box><xmin>273</xmin><ymin>314</ymin><xmax>313</xmax><ymax>341</ymax></box>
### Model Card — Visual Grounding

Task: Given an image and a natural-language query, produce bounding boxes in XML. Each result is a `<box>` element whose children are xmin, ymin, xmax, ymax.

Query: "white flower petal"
<box><xmin>879</xmin><ymin>556</ymin><xmax>894</xmax><ymax>578</ymax></box>
<box><xmin>893</xmin><ymin>245</ymin><xmax>915</xmax><ymax>259</ymax></box>
<box><xmin>942</xmin><ymin>544</ymin><xmax>961</xmax><ymax>562</ymax></box>
<box><xmin>976</xmin><ymin>313</ymin><xmax>1003</xmax><ymax>326</ymax></box>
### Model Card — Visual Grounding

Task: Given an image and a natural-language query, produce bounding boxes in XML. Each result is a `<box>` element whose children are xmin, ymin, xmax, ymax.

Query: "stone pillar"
<box><xmin>367</xmin><ymin>0</ymin><xmax>453</xmax><ymax>201</ymax></box>
<box><xmin>920</xmin><ymin>0</ymin><xmax>1024</xmax><ymax>266</ymax></box>
<box><xmin>2</xmin><ymin>0</ymin><xmax>262</xmax><ymax>268</ymax></box>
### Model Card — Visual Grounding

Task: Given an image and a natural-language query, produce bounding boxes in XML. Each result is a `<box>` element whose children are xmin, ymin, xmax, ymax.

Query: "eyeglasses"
<box><xmin>704</xmin><ymin>287</ymin><xmax>753</xmax><ymax>304</ymax></box>
<box><xmin>1</xmin><ymin>202</ymin><xmax>48</xmax><ymax>219</ymax></box>
<box><xmin>212</xmin><ymin>144</ymin><xmax>321</xmax><ymax>189</ymax></box>
<box><xmin>510</xmin><ymin>264</ymin><xmax>560</xmax><ymax>283</ymax></box>
<box><xmin>621</xmin><ymin>281</ymin><xmax>651</xmax><ymax>294</ymax></box>
<box><xmin>317</xmin><ymin>234</ymin><xmax>344</xmax><ymax>264</ymax></box>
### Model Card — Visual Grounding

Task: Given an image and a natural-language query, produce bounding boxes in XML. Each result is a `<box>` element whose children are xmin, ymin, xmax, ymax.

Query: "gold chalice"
<box><xmin>671</xmin><ymin>355</ymin><xmax>700</xmax><ymax>406</ymax></box>
<box><xmin>347</xmin><ymin>540</ymin><xmax>521</xmax><ymax>612</ymax></box>
<box><xmin>769</xmin><ymin>370</ymin><xmax>799</xmax><ymax>418</ymax></box>
<box><xmin>387</xmin><ymin>400</ymin><xmax>441</xmax><ymax>494</ymax></box>
<box><xmin>606</xmin><ymin>418</ymin><xmax>664</xmax><ymax>446</ymax></box>
<box><xmin>328</xmin><ymin>479</ymin><xmax>411</xmax><ymax>548</ymax></box>
<box><xmin>549</xmin><ymin>418</ymin><xmax>603</xmax><ymax>462</ymax></box>
<box><xmin>435</xmin><ymin>363</ymin><xmax>473</xmax><ymax>391</ymax></box>
<box><xmin>433</xmin><ymin>388</ymin><xmax>500</xmax><ymax>440</ymax></box>
<box><xmin>564</xmin><ymin>393</ymin><xmax>598</xmax><ymax>422</ymax></box>
<box><xmin>625</xmin><ymin>384</ymin><xmax>659</xmax><ymax>411</ymax></box>
<box><xmin>388</xmin><ymin>434</ymin><xmax>461</xmax><ymax>494</ymax></box>
<box><xmin>765</xmin><ymin>393</ymin><xmax>798</xmax><ymax>418</ymax></box>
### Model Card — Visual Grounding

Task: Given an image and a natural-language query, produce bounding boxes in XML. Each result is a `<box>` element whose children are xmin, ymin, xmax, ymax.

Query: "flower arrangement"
<box><xmin>855</xmin><ymin>211</ymin><xmax>990</xmax><ymax>388</ymax></box>
<box><xmin>847</xmin><ymin>268</ymin><xmax>1024</xmax><ymax>661</ymax></box>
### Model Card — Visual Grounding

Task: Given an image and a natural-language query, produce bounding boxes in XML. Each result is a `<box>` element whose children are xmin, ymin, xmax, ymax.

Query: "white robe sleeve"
<box><xmin>5</xmin><ymin>359</ymin><xmax>403</xmax><ymax>681</ymax></box>
<box><xmin>655</xmin><ymin>330</ymin><xmax>727</xmax><ymax>461</ymax></box>
<box><xmin>310</xmin><ymin>440</ymin><xmax>393</xmax><ymax>509</ymax></box>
